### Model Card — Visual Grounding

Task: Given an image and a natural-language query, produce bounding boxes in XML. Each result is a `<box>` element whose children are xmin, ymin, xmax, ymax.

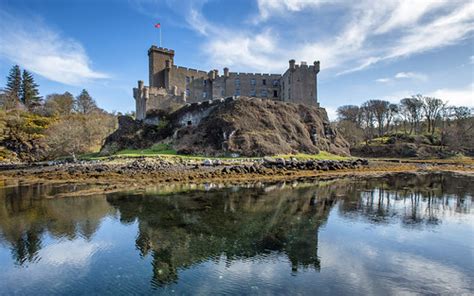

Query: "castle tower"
<box><xmin>281</xmin><ymin>59</ymin><xmax>320</xmax><ymax>107</ymax></box>
<box><xmin>148</xmin><ymin>46</ymin><xmax>175</xmax><ymax>89</ymax></box>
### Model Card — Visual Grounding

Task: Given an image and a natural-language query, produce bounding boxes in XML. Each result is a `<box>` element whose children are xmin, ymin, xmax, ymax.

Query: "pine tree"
<box><xmin>5</xmin><ymin>65</ymin><xmax>22</xmax><ymax>103</ymax></box>
<box><xmin>21</xmin><ymin>70</ymin><xmax>41</xmax><ymax>110</ymax></box>
<box><xmin>75</xmin><ymin>89</ymin><xmax>98</xmax><ymax>114</ymax></box>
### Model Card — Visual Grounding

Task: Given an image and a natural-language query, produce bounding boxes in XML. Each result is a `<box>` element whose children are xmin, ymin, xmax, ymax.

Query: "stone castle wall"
<box><xmin>281</xmin><ymin>60</ymin><xmax>320</xmax><ymax>106</ymax></box>
<box><xmin>134</xmin><ymin>45</ymin><xmax>320</xmax><ymax>120</ymax></box>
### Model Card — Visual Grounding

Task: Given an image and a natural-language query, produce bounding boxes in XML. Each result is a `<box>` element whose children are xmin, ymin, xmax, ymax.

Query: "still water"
<box><xmin>0</xmin><ymin>172</ymin><xmax>473</xmax><ymax>295</ymax></box>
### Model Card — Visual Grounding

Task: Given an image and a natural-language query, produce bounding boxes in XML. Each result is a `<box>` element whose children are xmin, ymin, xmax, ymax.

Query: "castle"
<box><xmin>134</xmin><ymin>45</ymin><xmax>320</xmax><ymax>120</ymax></box>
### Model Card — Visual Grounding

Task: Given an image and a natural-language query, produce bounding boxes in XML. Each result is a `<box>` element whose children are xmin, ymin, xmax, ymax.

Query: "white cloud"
<box><xmin>427</xmin><ymin>84</ymin><xmax>474</xmax><ymax>107</ymax></box>
<box><xmin>0</xmin><ymin>11</ymin><xmax>108</xmax><ymax>86</ymax></box>
<box><xmin>377</xmin><ymin>71</ymin><xmax>428</xmax><ymax>83</ymax></box>
<box><xmin>376</xmin><ymin>78</ymin><xmax>391</xmax><ymax>83</ymax></box>
<box><xmin>205</xmin><ymin>29</ymin><xmax>281</xmax><ymax>73</ymax></box>
<box><xmin>325</xmin><ymin>106</ymin><xmax>338</xmax><ymax>121</ymax></box>
<box><xmin>470</xmin><ymin>55</ymin><xmax>474</xmax><ymax>64</ymax></box>
<box><xmin>384</xmin><ymin>3</ymin><xmax>474</xmax><ymax>61</ymax></box>
<box><xmin>255</xmin><ymin>0</ymin><xmax>327</xmax><ymax>22</ymax></box>
<box><xmin>183</xmin><ymin>0</ymin><xmax>474</xmax><ymax>75</ymax></box>
<box><xmin>394</xmin><ymin>72</ymin><xmax>427</xmax><ymax>81</ymax></box>
<box><xmin>133</xmin><ymin>0</ymin><xmax>473</xmax><ymax>81</ymax></box>
<box><xmin>41</xmin><ymin>239</ymin><xmax>107</xmax><ymax>266</ymax></box>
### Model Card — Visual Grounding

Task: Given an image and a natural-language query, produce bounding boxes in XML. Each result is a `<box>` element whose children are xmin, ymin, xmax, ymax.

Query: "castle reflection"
<box><xmin>0</xmin><ymin>172</ymin><xmax>471</xmax><ymax>287</ymax></box>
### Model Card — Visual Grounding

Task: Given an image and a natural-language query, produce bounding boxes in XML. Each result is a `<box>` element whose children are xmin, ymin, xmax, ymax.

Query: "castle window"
<box><xmin>185</xmin><ymin>89</ymin><xmax>190</xmax><ymax>97</ymax></box>
<box><xmin>221</xmin><ymin>89</ymin><xmax>225</xmax><ymax>96</ymax></box>
<box><xmin>185</xmin><ymin>76</ymin><xmax>190</xmax><ymax>84</ymax></box>
<box><xmin>202</xmin><ymin>91</ymin><xmax>207</xmax><ymax>98</ymax></box>
<box><xmin>261</xmin><ymin>89</ymin><xmax>268</xmax><ymax>97</ymax></box>
<box><xmin>250</xmin><ymin>90</ymin><xmax>256</xmax><ymax>97</ymax></box>
<box><xmin>262</xmin><ymin>79</ymin><xmax>266</xmax><ymax>85</ymax></box>
<box><xmin>273</xmin><ymin>90</ymin><xmax>278</xmax><ymax>97</ymax></box>
<box><xmin>203</xmin><ymin>80</ymin><xmax>207</xmax><ymax>86</ymax></box>
<box><xmin>251</xmin><ymin>79</ymin><xmax>256</xmax><ymax>86</ymax></box>
<box><xmin>235</xmin><ymin>78</ymin><xmax>240</xmax><ymax>86</ymax></box>
<box><xmin>235</xmin><ymin>89</ymin><xmax>240</xmax><ymax>96</ymax></box>
<box><xmin>272</xmin><ymin>79</ymin><xmax>279</xmax><ymax>87</ymax></box>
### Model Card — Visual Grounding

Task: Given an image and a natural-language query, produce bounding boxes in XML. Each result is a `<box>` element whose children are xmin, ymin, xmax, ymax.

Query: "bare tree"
<box><xmin>43</xmin><ymin>92</ymin><xmax>75</xmax><ymax>116</ymax></box>
<box><xmin>400</xmin><ymin>95</ymin><xmax>424</xmax><ymax>134</ymax></box>
<box><xmin>386</xmin><ymin>103</ymin><xmax>399</xmax><ymax>134</ymax></box>
<box><xmin>366</xmin><ymin>100</ymin><xmax>391</xmax><ymax>136</ymax></box>
<box><xmin>422</xmin><ymin>97</ymin><xmax>444</xmax><ymax>134</ymax></box>
<box><xmin>337</xmin><ymin>105</ymin><xmax>362</xmax><ymax>125</ymax></box>
<box><xmin>361</xmin><ymin>102</ymin><xmax>376</xmax><ymax>143</ymax></box>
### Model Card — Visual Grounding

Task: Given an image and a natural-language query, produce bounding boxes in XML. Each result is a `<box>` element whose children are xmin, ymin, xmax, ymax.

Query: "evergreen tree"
<box><xmin>75</xmin><ymin>89</ymin><xmax>98</xmax><ymax>114</ymax></box>
<box><xmin>21</xmin><ymin>70</ymin><xmax>41</xmax><ymax>110</ymax></box>
<box><xmin>5</xmin><ymin>65</ymin><xmax>22</xmax><ymax>104</ymax></box>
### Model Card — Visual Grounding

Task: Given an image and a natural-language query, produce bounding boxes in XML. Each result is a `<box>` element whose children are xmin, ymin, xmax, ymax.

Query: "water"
<box><xmin>0</xmin><ymin>172</ymin><xmax>473</xmax><ymax>295</ymax></box>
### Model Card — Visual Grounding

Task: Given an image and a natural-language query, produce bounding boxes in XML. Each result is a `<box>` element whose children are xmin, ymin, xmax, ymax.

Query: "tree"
<box><xmin>440</xmin><ymin>106</ymin><xmax>473</xmax><ymax>151</ymax></box>
<box><xmin>46</xmin><ymin>117</ymin><xmax>89</xmax><ymax>161</ymax></box>
<box><xmin>0</xmin><ymin>88</ymin><xmax>18</xmax><ymax>110</ymax></box>
<box><xmin>75</xmin><ymin>89</ymin><xmax>98</xmax><ymax>114</ymax></box>
<box><xmin>386</xmin><ymin>103</ymin><xmax>399</xmax><ymax>134</ymax></box>
<box><xmin>5</xmin><ymin>65</ymin><xmax>22</xmax><ymax>104</ymax></box>
<box><xmin>361</xmin><ymin>102</ymin><xmax>376</xmax><ymax>143</ymax></box>
<box><xmin>366</xmin><ymin>100</ymin><xmax>390</xmax><ymax>136</ymax></box>
<box><xmin>45</xmin><ymin>112</ymin><xmax>117</xmax><ymax>160</ymax></box>
<box><xmin>21</xmin><ymin>70</ymin><xmax>41</xmax><ymax>111</ymax></box>
<box><xmin>43</xmin><ymin>92</ymin><xmax>75</xmax><ymax>116</ymax></box>
<box><xmin>337</xmin><ymin>105</ymin><xmax>361</xmax><ymax>125</ymax></box>
<box><xmin>400</xmin><ymin>95</ymin><xmax>424</xmax><ymax>134</ymax></box>
<box><xmin>422</xmin><ymin>97</ymin><xmax>444</xmax><ymax>134</ymax></box>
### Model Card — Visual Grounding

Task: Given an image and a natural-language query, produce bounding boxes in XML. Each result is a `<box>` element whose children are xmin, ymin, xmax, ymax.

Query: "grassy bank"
<box><xmin>80</xmin><ymin>144</ymin><xmax>349</xmax><ymax>162</ymax></box>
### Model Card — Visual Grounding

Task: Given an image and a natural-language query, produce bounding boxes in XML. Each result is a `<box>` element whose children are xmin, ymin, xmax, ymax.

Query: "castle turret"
<box><xmin>134</xmin><ymin>80</ymin><xmax>148</xmax><ymax>120</ymax></box>
<box><xmin>148</xmin><ymin>46</ymin><xmax>175</xmax><ymax>89</ymax></box>
<box><xmin>289</xmin><ymin>59</ymin><xmax>296</xmax><ymax>71</ymax></box>
<box><xmin>282</xmin><ymin>59</ymin><xmax>319</xmax><ymax>107</ymax></box>
<box><xmin>223</xmin><ymin>67</ymin><xmax>229</xmax><ymax>78</ymax></box>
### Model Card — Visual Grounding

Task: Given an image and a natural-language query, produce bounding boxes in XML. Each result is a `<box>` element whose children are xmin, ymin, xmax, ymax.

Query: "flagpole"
<box><xmin>160</xmin><ymin>26</ymin><xmax>162</xmax><ymax>47</ymax></box>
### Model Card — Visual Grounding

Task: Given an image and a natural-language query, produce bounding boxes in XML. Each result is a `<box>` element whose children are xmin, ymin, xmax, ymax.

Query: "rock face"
<box><xmin>101</xmin><ymin>97</ymin><xmax>350</xmax><ymax>157</ymax></box>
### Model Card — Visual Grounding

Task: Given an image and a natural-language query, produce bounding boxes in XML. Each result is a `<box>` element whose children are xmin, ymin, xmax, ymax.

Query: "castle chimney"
<box><xmin>224</xmin><ymin>67</ymin><xmax>229</xmax><ymax>78</ymax></box>
<box><xmin>138</xmin><ymin>80</ymin><xmax>144</xmax><ymax>90</ymax></box>
<box><xmin>289</xmin><ymin>59</ymin><xmax>296</xmax><ymax>70</ymax></box>
<box><xmin>314</xmin><ymin>61</ymin><xmax>320</xmax><ymax>72</ymax></box>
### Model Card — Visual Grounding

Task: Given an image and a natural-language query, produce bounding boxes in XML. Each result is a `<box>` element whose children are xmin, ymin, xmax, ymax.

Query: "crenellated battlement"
<box><xmin>148</xmin><ymin>45</ymin><xmax>175</xmax><ymax>56</ymax></box>
<box><xmin>172</xmin><ymin>65</ymin><xmax>207</xmax><ymax>75</ymax></box>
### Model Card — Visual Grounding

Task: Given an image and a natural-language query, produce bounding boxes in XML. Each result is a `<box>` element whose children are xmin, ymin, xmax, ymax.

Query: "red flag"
<box><xmin>154</xmin><ymin>23</ymin><xmax>161</xmax><ymax>28</ymax></box>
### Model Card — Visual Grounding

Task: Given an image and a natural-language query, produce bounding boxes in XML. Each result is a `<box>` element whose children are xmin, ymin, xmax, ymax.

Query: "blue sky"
<box><xmin>0</xmin><ymin>0</ymin><xmax>473</xmax><ymax>118</ymax></box>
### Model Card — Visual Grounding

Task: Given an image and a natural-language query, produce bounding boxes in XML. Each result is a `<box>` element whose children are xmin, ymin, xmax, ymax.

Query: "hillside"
<box><xmin>101</xmin><ymin>97</ymin><xmax>350</xmax><ymax>157</ymax></box>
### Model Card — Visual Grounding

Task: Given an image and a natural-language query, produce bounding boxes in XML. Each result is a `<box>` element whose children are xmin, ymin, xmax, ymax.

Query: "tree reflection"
<box><xmin>337</xmin><ymin>172</ymin><xmax>473</xmax><ymax>228</ymax></box>
<box><xmin>0</xmin><ymin>183</ymin><xmax>113</xmax><ymax>266</ymax></box>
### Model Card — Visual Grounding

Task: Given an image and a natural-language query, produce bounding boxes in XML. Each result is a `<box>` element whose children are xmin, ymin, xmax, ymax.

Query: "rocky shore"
<box><xmin>0</xmin><ymin>156</ymin><xmax>472</xmax><ymax>195</ymax></box>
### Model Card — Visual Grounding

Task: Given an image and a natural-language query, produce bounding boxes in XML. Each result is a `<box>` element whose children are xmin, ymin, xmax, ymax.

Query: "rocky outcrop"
<box><xmin>101</xmin><ymin>97</ymin><xmax>350</xmax><ymax>157</ymax></box>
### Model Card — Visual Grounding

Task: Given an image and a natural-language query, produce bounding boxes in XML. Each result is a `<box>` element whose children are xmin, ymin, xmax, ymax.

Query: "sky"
<box><xmin>0</xmin><ymin>0</ymin><xmax>473</xmax><ymax>119</ymax></box>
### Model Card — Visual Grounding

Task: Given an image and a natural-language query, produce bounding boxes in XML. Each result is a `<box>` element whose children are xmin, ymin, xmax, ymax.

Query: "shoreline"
<box><xmin>1</xmin><ymin>157</ymin><xmax>473</xmax><ymax>197</ymax></box>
